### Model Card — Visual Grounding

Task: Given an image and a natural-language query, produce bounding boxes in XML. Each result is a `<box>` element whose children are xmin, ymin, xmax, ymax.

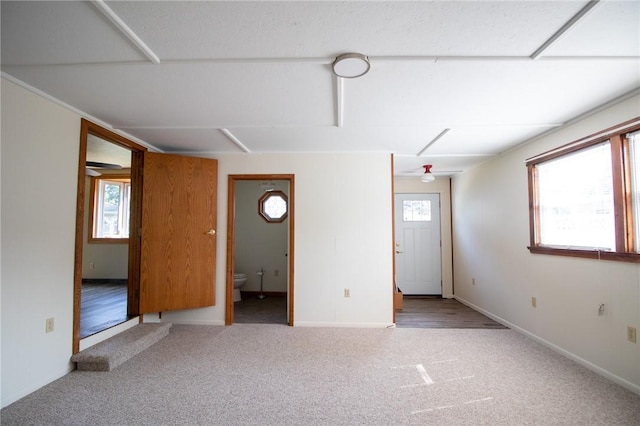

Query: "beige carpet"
<box><xmin>2</xmin><ymin>324</ymin><xmax>639</xmax><ymax>425</ymax></box>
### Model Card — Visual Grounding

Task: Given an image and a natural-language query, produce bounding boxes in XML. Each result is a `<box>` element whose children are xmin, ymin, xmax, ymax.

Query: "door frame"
<box><xmin>393</xmin><ymin>192</ymin><xmax>443</xmax><ymax>296</ymax></box>
<box><xmin>225</xmin><ymin>174</ymin><xmax>295</xmax><ymax>325</ymax></box>
<box><xmin>72</xmin><ymin>119</ymin><xmax>146</xmax><ymax>353</ymax></box>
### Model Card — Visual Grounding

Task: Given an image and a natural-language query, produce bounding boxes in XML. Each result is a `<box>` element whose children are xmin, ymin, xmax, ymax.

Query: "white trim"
<box><xmin>526</xmin><ymin>116</ymin><xmax>640</xmax><ymax>163</ymax></box>
<box><xmin>162</xmin><ymin>319</ymin><xmax>226</xmax><ymax>326</ymax></box>
<box><xmin>220</xmin><ymin>129</ymin><xmax>251</xmax><ymax>153</ymax></box>
<box><xmin>294</xmin><ymin>321</ymin><xmax>395</xmax><ymax>328</ymax></box>
<box><xmin>454</xmin><ymin>295</ymin><xmax>640</xmax><ymax>396</ymax></box>
<box><xmin>336</xmin><ymin>76</ymin><xmax>344</xmax><ymax>128</ymax></box>
<box><xmin>1</xmin><ymin>73</ymin><xmax>161</xmax><ymax>152</ymax></box>
<box><xmin>512</xmin><ymin>88</ymin><xmax>640</xmax><ymax>160</ymax></box>
<box><xmin>91</xmin><ymin>0</ymin><xmax>160</xmax><ymax>64</ymax></box>
<box><xmin>417</xmin><ymin>128</ymin><xmax>450</xmax><ymax>156</ymax></box>
<box><xmin>530</xmin><ymin>0</ymin><xmax>601</xmax><ymax>60</ymax></box>
<box><xmin>79</xmin><ymin>317</ymin><xmax>139</xmax><ymax>351</ymax></box>
<box><xmin>1</xmin><ymin>365</ymin><xmax>74</xmax><ymax>408</ymax></box>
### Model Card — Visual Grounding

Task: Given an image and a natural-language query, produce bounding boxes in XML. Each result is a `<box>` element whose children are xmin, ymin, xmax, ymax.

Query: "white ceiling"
<box><xmin>2</xmin><ymin>1</ymin><xmax>639</xmax><ymax>177</ymax></box>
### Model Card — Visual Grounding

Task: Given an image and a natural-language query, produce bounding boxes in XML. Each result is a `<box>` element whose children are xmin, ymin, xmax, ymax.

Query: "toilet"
<box><xmin>233</xmin><ymin>273</ymin><xmax>247</xmax><ymax>302</ymax></box>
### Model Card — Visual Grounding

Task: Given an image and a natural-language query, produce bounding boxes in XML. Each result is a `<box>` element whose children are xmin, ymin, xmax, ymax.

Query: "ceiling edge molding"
<box><xmin>0</xmin><ymin>72</ymin><xmax>161</xmax><ymax>152</ymax></box>
<box><xmin>506</xmin><ymin>87</ymin><xmax>640</xmax><ymax>156</ymax></box>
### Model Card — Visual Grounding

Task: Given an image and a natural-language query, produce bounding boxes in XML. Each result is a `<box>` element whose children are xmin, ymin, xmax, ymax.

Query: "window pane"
<box><xmin>264</xmin><ymin>194</ymin><xmax>287</xmax><ymax>219</ymax></box>
<box><xmin>122</xmin><ymin>183</ymin><xmax>131</xmax><ymax>238</ymax></box>
<box><xmin>100</xmin><ymin>182</ymin><xmax>122</xmax><ymax>237</ymax></box>
<box><xmin>629</xmin><ymin>131</ymin><xmax>640</xmax><ymax>252</ymax></box>
<box><xmin>403</xmin><ymin>200</ymin><xmax>431</xmax><ymax>222</ymax></box>
<box><xmin>537</xmin><ymin>142</ymin><xmax>614</xmax><ymax>250</ymax></box>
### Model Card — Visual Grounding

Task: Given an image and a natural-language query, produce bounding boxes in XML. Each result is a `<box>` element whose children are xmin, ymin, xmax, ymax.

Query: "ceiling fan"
<box><xmin>85</xmin><ymin>161</ymin><xmax>122</xmax><ymax>176</ymax></box>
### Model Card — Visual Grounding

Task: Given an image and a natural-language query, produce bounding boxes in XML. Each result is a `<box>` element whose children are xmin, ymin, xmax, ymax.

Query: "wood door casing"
<box><xmin>140</xmin><ymin>153</ymin><xmax>218</xmax><ymax>313</ymax></box>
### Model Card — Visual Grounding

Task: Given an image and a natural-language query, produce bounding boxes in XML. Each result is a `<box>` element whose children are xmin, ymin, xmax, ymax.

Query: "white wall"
<box><xmin>234</xmin><ymin>180</ymin><xmax>289</xmax><ymax>293</ymax></box>
<box><xmin>1</xmin><ymin>78</ymin><xmax>79</xmax><ymax>407</ymax></box>
<box><xmin>452</xmin><ymin>95</ymin><xmax>640</xmax><ymax>394</ymax></box>
<box><xmin>394</xmin><ymin>176</ymin><xmax>453</xmax><ymax>298</ymax></box>
<box><xmin>162</xmin><ymin>153</ymin><xmax>395</xmax><ymax>328</ymax></box>
<box><xmin>1</xmin><ymin>78</ymin><xmax>395</xmax><ymax>406</ymax></box>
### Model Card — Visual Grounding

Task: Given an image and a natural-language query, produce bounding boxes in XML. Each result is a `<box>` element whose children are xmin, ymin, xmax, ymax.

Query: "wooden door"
<box><xmin>140</xmin><ymin>152</ymin><xmax>218</xmax><ymax>313</ymax></box>
<box><xmin>394</xmin><ymin>193</ymin><xmax>442</xmax><ymax>295</ymax></box>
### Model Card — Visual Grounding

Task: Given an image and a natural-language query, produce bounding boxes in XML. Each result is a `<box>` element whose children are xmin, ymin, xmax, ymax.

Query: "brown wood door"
<box><xmin>140</xmin><ymin>152</ymin><xmax>218</xmax><ymax>313</ymax></box>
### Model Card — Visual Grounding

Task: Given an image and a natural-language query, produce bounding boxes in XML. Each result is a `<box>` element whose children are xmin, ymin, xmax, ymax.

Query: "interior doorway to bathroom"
<box><xmin>226</xmin><ymin>175</ymin><xmax>294</xmax><ymax>325</ymax></box>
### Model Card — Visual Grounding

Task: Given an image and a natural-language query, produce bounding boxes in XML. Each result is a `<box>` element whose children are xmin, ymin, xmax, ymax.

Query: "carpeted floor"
<box><xmin>2</xmin><ymin>324</ymin><xmax>639</xmax><ymax>425</ymax></box>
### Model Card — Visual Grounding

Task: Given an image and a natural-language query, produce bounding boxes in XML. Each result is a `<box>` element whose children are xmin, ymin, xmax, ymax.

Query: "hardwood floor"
<box><xmin>80</xmin><ymin>282</ymin><xmax>130</xmax><ymax>338</ymax></box>
<box><xmin>234</xmin><ymin>294</ymin><xmax>287</xmax><ymax>324</ymax></box>
<box><xmin>232</xmin><ymin>294</ymin><xmax>506</xmax><ymax>329</ymax></box>
<box><xmin>395</xmin><ymin>296</ymin><xmax>508</xmax><ymax>329</ymax></box>
<box><xmin>79</xmin><ymin>286</ymin><xmax>503</xmax><ymax>332</ymax></box>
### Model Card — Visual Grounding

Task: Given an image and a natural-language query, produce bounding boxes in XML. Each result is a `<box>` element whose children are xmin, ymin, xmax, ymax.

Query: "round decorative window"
<box><xmin>259</xmin><ymin>190</ymin><xmax>288</xmax><ymax>223</ymax></box>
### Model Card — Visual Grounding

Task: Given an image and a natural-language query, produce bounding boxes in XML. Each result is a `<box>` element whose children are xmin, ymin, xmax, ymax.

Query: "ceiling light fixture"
<box><xmin>421</xmin><ymin>164</ymin><xmax>435</xmax><ymax>183</ymax></box>
<box><xmin>332</xmin><ymin>53</ymin><xmax>370</xmax><ymax>78</ymax></box>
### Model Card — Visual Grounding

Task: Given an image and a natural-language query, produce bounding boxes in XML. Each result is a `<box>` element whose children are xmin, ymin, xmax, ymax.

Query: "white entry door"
<box><xmin>394</xmin><ymin>193</ymin><xmax>442</xmax><ymax>295</ymax></box>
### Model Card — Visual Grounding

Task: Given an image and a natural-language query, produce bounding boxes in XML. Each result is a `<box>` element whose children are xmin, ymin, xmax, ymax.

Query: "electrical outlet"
<box><xmin>89</xmin><ymin>262</ymin><xmax>95</xmax><ymax>270</ymax></box>
<box><xmin>274</xmin><ymin>269</ymin><xmax>279</xmax><ymax>277</ymax></box>
<box><xmin>45</xmin><ymin>318</ymin><xmax>54</xmax><ymax>333</ymax></box>
<box><xmin>531</xmin><ymin>297</ymin><xmax>537</xmax><ymax>308</ymax></box>
<box><xmin>628</xmin><ymin>326</ymin><xmax>637</xmax><ymax>343</ymax></box>
<box><xmin>344</xmin><ymin>288</ymin><xmax>350</xmax><ymax>298</ymax></box>
<box><xmin>472</xmin><ymin>277</ymin><xmax>475</xmax><ymax>286</ymax></box>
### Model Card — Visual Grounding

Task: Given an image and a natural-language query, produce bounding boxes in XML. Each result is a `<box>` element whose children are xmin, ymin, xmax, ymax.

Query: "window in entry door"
<box><xmin>402</xmin><ymin>200</ymin><xmax>431</xmax><ymax>222</ymax></box>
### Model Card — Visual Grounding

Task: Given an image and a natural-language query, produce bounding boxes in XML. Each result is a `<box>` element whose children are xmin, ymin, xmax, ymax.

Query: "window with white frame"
<box><xmin>527</xmin><ymin>118</ymin><xmax>640</xmax><ymax>262</ymax></box>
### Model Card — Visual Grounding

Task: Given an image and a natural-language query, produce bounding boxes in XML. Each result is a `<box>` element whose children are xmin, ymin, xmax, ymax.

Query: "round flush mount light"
<box><xmin>332</xmin><ymin>53</ymin><xmax>370</xmax><ymax>78</ymax></box>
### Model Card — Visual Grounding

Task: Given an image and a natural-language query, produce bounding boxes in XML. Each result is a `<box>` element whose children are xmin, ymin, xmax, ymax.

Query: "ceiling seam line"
<box><xmin>91</xmin><ymin>0</ymin><xmax>161</xmax><ymax>64</ymax></box>
<box><xmin>336</xmin><ymin>77</ymin><xmax>344</xmax><ymax>128</ymax></box>
<box><xmin>530</xmin><ymin>0</ymin><xmax>602</xmax><ymax>60</ymax></box>
<box><xmin>220</xmin><ymin>129</ymin><xmax>251</xmax><ymax>154</ymax></box>
<box><xmin>417</xmin><ymin>129</ymin><xmax>451</xmax><ymax>156</ymax></box>
<box><xmin>4</xmin><ymin>56</ymin><xmax>639</xmax><ymax>69</ymax></box>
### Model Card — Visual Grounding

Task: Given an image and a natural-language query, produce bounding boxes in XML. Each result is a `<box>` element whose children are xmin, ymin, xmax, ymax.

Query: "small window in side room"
<box><xmin>526</xmin><ymin>118</ymin><xmax>640</xmax><ymax>262</ymax></box>
<box><xmin>259</xmin><ymin>190</ymin><xmax>288</xmax><ymax>223</ymax></box>
<box><xmin>89</xmin><ymin>175</ymin><xmax>131</xmax><ymax>242</ymax></box>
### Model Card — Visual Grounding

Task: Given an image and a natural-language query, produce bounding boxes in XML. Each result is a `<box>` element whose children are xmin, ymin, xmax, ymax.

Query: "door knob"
<box><xmin>395</xmin><ymin>250</ymin><xmax>403</xmax><ymax>254</ymax></box>
<box><xmin>205</xmin><ymin>229</ymin><xmax>216</xmax><ymax>235</ymax></box>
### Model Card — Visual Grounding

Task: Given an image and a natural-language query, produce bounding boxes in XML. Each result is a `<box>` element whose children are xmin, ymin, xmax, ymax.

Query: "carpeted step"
<box><xmin>71</xmin><ymin>323</ymin><xmax>172</xmax><ymax>371</ymax></box>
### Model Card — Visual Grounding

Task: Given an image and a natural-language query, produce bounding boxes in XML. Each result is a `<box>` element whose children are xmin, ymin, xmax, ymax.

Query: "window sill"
<box><xmin>527</xmin><ymin>246</ymin><xmax>640</xmax><ymax>263</ymax></box>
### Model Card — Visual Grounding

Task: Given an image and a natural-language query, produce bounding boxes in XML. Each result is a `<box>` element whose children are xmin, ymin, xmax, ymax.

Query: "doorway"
<box><xmin>226</xmin><ymin>175</ymin><xmax>295</xmax><ymax>325</ymax></box>
<box><xmin>73</xmin><ymin>119</ymin><xmax>145</xmax><ymax>353</ymax></box>
<box><xmin>79</xmin><ymin>135</ymin><xmax>132</xmax><ymax>338</ymax></box>
<box><xmin>394</xmin><ymin>193</ymin><xmax>442</xmax><ymax>295</ymax></box>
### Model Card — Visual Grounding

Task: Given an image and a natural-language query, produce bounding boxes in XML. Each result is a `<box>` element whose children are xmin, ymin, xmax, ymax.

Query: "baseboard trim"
<box><xmin>79</xmin><ymin>317</ymin><xmax>140</xmax><ymax>351</ymax></box>
<box><xmin>453</xmin><ymin>295</ymin><xmax>640</xmax><ymax>396</ymax></box>
<box><xmin>160</xmin><ymin>319</ymin><xmax>226</xmax><ymax>326</ymax></box>
<box><xmin>295</xmin><ymin>321</ymin><xmax>395</xmax><ymax>328</ymax></box>
<box><xmin>1</xmin><ymin>364</ymin><xmax>74</xmax><ymax>408</ymax></box>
